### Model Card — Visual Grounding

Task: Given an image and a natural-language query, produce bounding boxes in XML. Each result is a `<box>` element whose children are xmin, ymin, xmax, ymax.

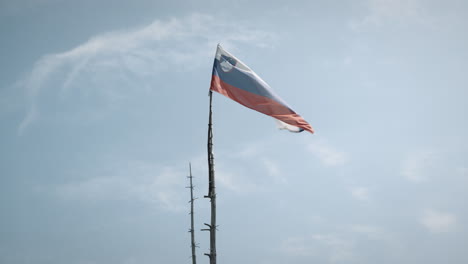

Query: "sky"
<box><xmin>0</xmin><ymin>0</ymin><xmax>467</xmax><ymax>263</ymax></box>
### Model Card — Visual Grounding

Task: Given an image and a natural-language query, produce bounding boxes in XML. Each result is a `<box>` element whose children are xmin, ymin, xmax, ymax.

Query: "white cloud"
<box><xmin>457</xmin><ymin>167</ymin><xmax>468</xmax><ymax>177</ymax></box>
<box><xmin>216</xmin><ymin>169</ymin><xmax>259</xmax><ymax>194</ymax></box>
<box><xmin>350</xmin><ymin>225</ymin><xmax>391</xmax><ymax>241</ymax></box>
<box><xmin>401</xmin><ymin>150</ymin><xmax>436</xmax><ymax>182</ymax></box>
<box><xmin>350</xmin><ymin>0</ymin><xmax>427</xmax><ymax>30</ymax></box>
<box><xmin>206</xmin><ymin>139</ymin><xmax>293</xmax><ymax>194</ymax></box>
<box><xmin>215</xmin><ymin>157</ymin><xmax>279</xmax><ymax>194</ymax></box>
<box><xmin>420</xmin><ymin>209</ymin><xmax>457</xmax><ymax>233</ymax></box>
<box><xmin>16</xmin><ymin>13</ymin><xmax>275</xmax><ymax>134</ymax></box>
<box><xmin>281</xmin><ymin>225</ymin><xmax>396</xmax><ymax>262</ymax></box>
<box><xmin>55</xmin><ymin>161</ymin><xmax>187</xmax><ymax>212</ymax></box>
<box><xmin>308</xmin><ymin>140</ymin><xmax>349</xmax><ymax>167</ymax></box>
<box><xmin>313</xmin><ymin>234</ymin><xmax>355</xmax><ymax>263</ymax></box>
<box><xmin>262</xmin><ymin>157</ymin><xmax>287</xmax><ymax>184</ymax></box>
<box><xmin>350</xmin><ymin>187</ymin><xmax>370</xmax><ymax>201</ymax></box>
<box><xmin>281</xmin><ymin>234</ymin><xmax>354</xmax><ymax>263</ymax></box>
<box><xmin>281</xmin><ymin>236</ymin><xmax>315</xmax><ymax>257</ymax></box>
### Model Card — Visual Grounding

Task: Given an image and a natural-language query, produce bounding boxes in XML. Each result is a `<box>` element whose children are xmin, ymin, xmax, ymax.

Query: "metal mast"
<box><xmin>187</xmin><ymin>163</ymin><xmax>197</xmax><ymax>264</ymax></box>
<box><xmin>203</xmin><ymin>91</ymin><xmax>217</xmax><ymax>264</ymax></box>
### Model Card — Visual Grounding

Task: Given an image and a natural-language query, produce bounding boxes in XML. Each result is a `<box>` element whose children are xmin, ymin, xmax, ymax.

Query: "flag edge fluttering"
<box><xmin>209</xmin><ymin>44</ymin><xmax>314</xmax><ymax>134</ymax></box>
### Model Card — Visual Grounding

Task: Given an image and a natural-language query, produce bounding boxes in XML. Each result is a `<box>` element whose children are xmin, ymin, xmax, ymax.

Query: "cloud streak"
<box><xmin>350</xmin><ymin>0</ymin><xmax>428</xmax><ymax>30</ymax></box>
<box><xmin>281</xmin><ymin>234</ymin><xmax>355</xmax><ymax>263</ymax></box>
<box><xmin>281</xmin><ymin>225</ymin><xmax>395</xmax><ymax>263</ymax></box>
<box><xmin>55</xmin><ymin>161</ymin><xmax>188</xmax><ymax>212</ymax></box>
<box><xmin>191</xmin><ymin>139</ymin><xmax>292</xmax><ymax>195</ymax></box>
<box><xmin>401</xmin><ymin>150</ymin><xmax>436</xmax><ymax>182</ymax></box>
<box><xmin>216</xmin><ymin>149</ymin><xmax>286</xmax><ymax>194</ymax></box>
<box><xmin>350</xmin><ymin>186</ymin><xmax>370</xmax><ymax>201</ymax></box>
<box><xmin>420</xmin><ymin>209</ymin><xmax>457</xmax><ymax>233</ymax></box>
<box><xmin>308</xmin><ymin>139</ymin><xmax>349</xmax><ymax>167</ymax></box>
<box><xmin>16</xmin><ymin>13</ymin><xmax>275</xmax><ymax>134</ymax></box>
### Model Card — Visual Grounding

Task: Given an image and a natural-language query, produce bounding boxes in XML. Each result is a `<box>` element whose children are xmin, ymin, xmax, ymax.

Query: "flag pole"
<box><xmin>203</xmin><ymin>90</ymin><xmax>217</xmax><ymax>264</ymax></box>
<box><xmin>187</xmin><ymin>163</ymin><xmax>197</xmax><ymax>264</ymax></box>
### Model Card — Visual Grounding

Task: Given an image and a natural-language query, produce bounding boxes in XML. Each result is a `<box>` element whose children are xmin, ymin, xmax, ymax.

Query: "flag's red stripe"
<box><xmin>210</xmin><ymin>75</ymin><xmax>314</xmax><ymax>133</ymax></box>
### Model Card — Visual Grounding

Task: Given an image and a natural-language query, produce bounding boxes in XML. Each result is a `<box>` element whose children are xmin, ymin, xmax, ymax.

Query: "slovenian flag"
<box><xmin>210</xmin><ymin>45</ymin><xmax>314</xmax><ymax>134</ymax></box>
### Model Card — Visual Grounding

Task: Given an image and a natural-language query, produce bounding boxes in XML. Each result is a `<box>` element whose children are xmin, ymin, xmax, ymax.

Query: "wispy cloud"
<box><xmin>16</xmin><ymin>13</ymin><xmax>275</xmax><ymax>134</ymax></box>
<box><xmin>281</xmin><ymin>234</ymin><xmax>354</xmax><ymax>263</ymax></box>
<box><xmin>312</xmin><ymin>234</ymin><xmax>355</xmax><ymax>263</ymax></box>
<box><xmin>457</xmin><ymin>167</ymin><xmax>468</xmax><ymax>178</ymax></box>
<box><xmin>216</xmin><ymin>169</ymin><xmax>259</xmax><ymax>194</ymax></box>
<box><xmin>281</xmin><ymin>236</ymin><xmax>315</xmax><ymax>257</ymax></box>
<box><xmin>281</xmin><ymin>225</ymin><xmax>395</xmax><ymax>262</ymax></box>
<box><xmin>350</xmin><ymin>186</ymin><xmax>370</xmax><ymax>201</ymax></box>
<box><xmin>350</xmin><ymin>0</ymin><xmax>427</xmax><ymax>30</ymax></box>
<box><xmin>308</xmin><ymin>139</ymin><xmax>349</xmax><ymax>167</ymax></box>
<box><xmin>350</xmin><ymin>225</ymin><xmax>391</xmax><ymax>241</ymax></box>
<box><xmin>216</xmin><ymin>156</ymin><xmax>284</xmax><ymax>194</ymax></box>
<box><xmin>262</xmin><ymin>157</ymin><xmax>287</xmax><ymax>184</ymax></box>
<box><xmin>207</xmin><ymin>140</ymin><xmax>289</xmax><ymax>194</ymax></box>
<box><xmin>420</xmin><ymin>209</ymin><xmax>457</xmax><ymax>233</ymax></box>
<box><xmin>401</xmin><ymin>150</ymin><xmax>436</xmax><ymax>182</ymax></box>
<box><xmin>55</xmin><ymin>161</ymin><xmax>187</xmax><ymax>212</ymax></box>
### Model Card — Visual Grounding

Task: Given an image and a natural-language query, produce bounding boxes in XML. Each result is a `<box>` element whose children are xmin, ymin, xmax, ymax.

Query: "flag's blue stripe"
<box><xmin>213</xmin><ymin>59</ymin><xmax>291</xmax><ymax>109</ymax></box>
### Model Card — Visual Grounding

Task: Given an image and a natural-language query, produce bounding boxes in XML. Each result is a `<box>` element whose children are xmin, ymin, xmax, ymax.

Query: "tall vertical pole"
<box><xmin>187</xmin><ymin>163</ymin><xmax>197</xmax><ymax>264</ymax></box>
<box><xmin>203</xmin><ymin>91</ymin><xmax>217</xmax><ymax>264</ymax></box>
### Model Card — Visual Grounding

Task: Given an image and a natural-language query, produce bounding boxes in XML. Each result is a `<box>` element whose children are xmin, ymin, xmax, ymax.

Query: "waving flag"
<box><xmin>210</xmin><ymin>45</ymin><xmax>314</xmax><ymax>134</ymax></box>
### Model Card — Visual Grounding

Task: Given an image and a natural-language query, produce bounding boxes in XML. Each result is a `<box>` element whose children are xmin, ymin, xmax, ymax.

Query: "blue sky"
<box><xmin>1</xmin><ymin>0</ymin><xmax>467</xmax><ymax>263</ymax></box>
